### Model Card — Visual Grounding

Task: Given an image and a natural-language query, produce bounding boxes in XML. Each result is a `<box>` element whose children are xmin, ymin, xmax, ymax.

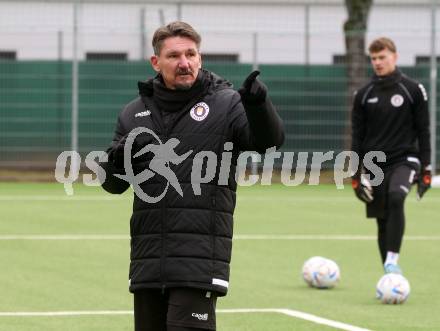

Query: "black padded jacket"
<box><xmin>101</xmin><ymin>70</ymin><xmax>284</xmax><ymax>295</ymax></box>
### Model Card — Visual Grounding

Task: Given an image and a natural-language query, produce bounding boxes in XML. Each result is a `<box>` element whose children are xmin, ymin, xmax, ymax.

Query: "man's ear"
<box><xmin>150</xmin><ymin>55</ymin><xmax>160</xmax><ymax>72</ymax></box>
<box><xmin>198</xmin><ymin>53</ymin><xmax>202</xmax><ymax>69</ymax></box>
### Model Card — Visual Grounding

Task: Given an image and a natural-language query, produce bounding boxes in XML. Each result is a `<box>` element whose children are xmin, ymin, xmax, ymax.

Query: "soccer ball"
<box><xmin>376</xmin><ymin>273</ymin><xmax>410</xmax><ymax>304</ymax></box>
<box><xmin>302</xmin><ymin>256</ymin><xmax>340</xmax><ymax>289</ymax></box>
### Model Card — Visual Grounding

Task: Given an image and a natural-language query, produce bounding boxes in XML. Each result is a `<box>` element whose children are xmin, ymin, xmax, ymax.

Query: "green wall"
<box><xmin>0</xmin><ymin>61</ymin><xmax>438</xmax><ymax>166</ymax></box>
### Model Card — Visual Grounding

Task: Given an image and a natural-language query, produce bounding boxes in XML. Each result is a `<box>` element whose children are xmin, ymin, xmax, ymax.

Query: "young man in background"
<box><xmin>351</xmin><ymin>37</ymin><xmax>431</xmax><ymax>275</ymax></box>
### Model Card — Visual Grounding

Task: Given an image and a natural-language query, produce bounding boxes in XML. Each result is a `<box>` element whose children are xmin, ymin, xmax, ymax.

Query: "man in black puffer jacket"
<box><xmin>101</xmin><ymin>21</ymin><xmax>284</xmax><ymax>331</ymax></box>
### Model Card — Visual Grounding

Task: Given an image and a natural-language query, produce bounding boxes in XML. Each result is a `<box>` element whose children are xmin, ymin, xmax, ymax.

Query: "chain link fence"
<box><xmin>0</xmin><ymin>0</ymin><xmax>438</xmax><ymax>172</ymax></box>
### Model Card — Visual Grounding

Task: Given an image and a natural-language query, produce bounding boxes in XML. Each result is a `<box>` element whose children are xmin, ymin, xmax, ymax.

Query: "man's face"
<box><xmin>150</xmin><ymin>36</ymin><xmax>201</xmax><ymax>90</ymax></box>
<box><xmin>370</xmin><ymin>48</ymin><xmax>398</xmax><ymax>77</ymax></box>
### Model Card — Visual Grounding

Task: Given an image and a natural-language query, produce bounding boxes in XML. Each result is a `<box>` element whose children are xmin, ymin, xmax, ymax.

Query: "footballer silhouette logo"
<box><xmin>114</xmin><ymin>127</ymin><xmax>193</xmax><ymax>203</ymax></box>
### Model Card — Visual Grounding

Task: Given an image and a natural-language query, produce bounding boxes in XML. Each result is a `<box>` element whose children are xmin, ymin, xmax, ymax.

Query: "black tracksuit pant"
<box><xmin>375</xmin><ymin>164</ymin><xmax>416</xmax><ymax>263</ymax></box>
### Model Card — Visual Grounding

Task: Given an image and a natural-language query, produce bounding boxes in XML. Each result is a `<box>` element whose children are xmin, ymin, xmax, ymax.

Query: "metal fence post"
<box><xmin>140</xmin><ymin>7</ymin><xmax>146</xmax><ymax>60</ymax></box>
<box><xmin>430</xmin><ymin>0</ymin><xmax>437</xmax><ymax>173</ymax></box>
<box><xmin>71</xmin><ymin>0</ymin><xmax>79</xmax><ymax>172</ymax></box>
<box><xmin>304</xmin><ymin>3</ymin><xmax>310</xmax><ymax>65</ymax></box>
<box><xmin>252</xmin><ymin>31</ymin><xmax>258</xmax><ymax>71</ymax></box>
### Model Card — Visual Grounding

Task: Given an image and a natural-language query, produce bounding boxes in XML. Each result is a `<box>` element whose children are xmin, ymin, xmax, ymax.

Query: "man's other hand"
<box><xmin>417</xmin><ymin>166</ymin><xmax>432</xmax><ymax>200</ymax></box>
<box><xmin>352</xmin><ymin>175</ymin><xmax>374</xmax><ymax>203</ymax></box>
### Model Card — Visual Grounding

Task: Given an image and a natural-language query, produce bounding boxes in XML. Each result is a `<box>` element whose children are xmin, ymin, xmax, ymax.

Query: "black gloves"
<box><xmin>108</xmin><ymin>129</ymin><xmax>157</xmax><ymax>169</ymax></box>
<box><xmin>417</xmin><ymin>165</ymin><xmax>432</xmax><ymax>200</ymax></box>
<box><xmin>238</xmin><ymin>70</ymin><xmax>267</xmax><ymax>107</ymax></box>
<box><xmin>108</xmin><ymin>134</ymin><xmax>130</xmax><ymax>169</ymax></box>
<box><xmin>352</xmin><ymin>173</ymin><xmax>374</xmax><ymax>203</ymax></box>
<box><xmin>108</xmin><ymin>133</ymin><xmax>144</xmax><ymax>170</ymax></box>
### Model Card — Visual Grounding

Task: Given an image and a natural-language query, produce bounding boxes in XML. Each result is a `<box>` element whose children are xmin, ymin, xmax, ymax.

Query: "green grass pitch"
<box><xmin>0</xmin><ymin>182</ymin><xmax>439</xmax><ymax>331</ymax></box>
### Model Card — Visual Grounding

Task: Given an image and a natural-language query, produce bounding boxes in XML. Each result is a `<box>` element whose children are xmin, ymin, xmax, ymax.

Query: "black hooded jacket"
<box><xmin>101</xmin><ymin>69</ymin><xmax>284</xmax><ymax>295</ymax></box>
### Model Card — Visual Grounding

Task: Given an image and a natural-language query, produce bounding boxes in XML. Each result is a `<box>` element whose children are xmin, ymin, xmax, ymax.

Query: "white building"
<box><xmin>0</xmin><ymin>0</ymin><xmax>438</xmax><ymax>65</ymax></box>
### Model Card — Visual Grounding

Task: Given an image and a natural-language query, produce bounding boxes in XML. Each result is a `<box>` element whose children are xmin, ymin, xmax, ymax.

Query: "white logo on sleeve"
<box><xmin>192</xmin><ymin>313</ymin><xmax>208</xmax><ymax>321</ymax></box>
<box><xmin>367</xmin><ymin>97</ymin><xmax>378</xmax><ymax>103</ymax></box>
<box><xmin>135</xmin><ymin>110</ymin><xmax>151</xmax><ymax>117</ymax></box>
<box><xmin>399</xmin><ymin>185</ymin><xmax>409</xmax><ymax>194</ymax></box>
<box><xmin>390</xmin><ymin>94</ymin><xmax>404</xmax><ymax>107</ymax></box>
<box><xmin>190</xmin><ymin>102</ymin><xmax>209</xmax><ymax>121</ymax></box>
<box><xmin>418</xmin><ymin>83</ymin><xmax>428</xmax><ymax>101</ymax></box>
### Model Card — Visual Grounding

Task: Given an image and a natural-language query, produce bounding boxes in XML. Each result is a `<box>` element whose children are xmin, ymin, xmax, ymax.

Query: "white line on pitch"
<box><xmin>0</xmin><ymin>235</ymin><xmax>129</xmax><ymax>240</ymax></box>
<box><xmin>0</xmin><ymin>196</ymin><xmax>130</xmax><ymax>201</ymax></box>
<box><xmin>0</xmin><ymin>234</ymin><xmax>439</xmax><ymax>241</ymax></box>
<box><xmin>220</xmin><ymin>309</ymin><xmax>372</xmax><ymax>331</ymax></box>
<box><xmin>0</xmin><ymin>195</ymin><xmax>354</xmax><ymax>202</ymax></box>
<box><xmin>235</xmin><ymin>234</ymin><xmax>440</xmax><ymax>241</ymax></box>
<box><xmin>0</xmin><ymin>309</ymin><xmax>372</xmax><ymax>331</ymax></box>
<box><xmin>0</xmin><ymin>195</ymin><xmax>437</xmax><ymax>205</ymax></box>
<box><xmin>0</xmin><ymin>310</ymin><xmax>132</xmax><ymax>317</ymax></box>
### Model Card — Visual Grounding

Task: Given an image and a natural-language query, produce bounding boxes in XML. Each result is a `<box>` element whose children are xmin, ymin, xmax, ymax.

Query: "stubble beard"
<box><xmin>174</xmin><ymin>82</ymin><xmax>193</xmax><ymax>91</ymax></box>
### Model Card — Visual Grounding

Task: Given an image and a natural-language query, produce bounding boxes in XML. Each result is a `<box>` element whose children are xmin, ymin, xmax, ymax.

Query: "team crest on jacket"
<box><xmin>190</xmin><ymin>102</ymin><xmax>209</xmax><ymax>121</ymax></box>
<box><xmin>390</xmin><ymin>94</ymin><xmax>404</xmax><ymax>107</ymax></box>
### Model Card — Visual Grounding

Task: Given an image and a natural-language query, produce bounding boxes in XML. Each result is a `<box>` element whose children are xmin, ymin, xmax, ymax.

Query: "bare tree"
<box><xmin>343</xmin><ymin>0</ymin><xmax>373</xmax><ymax>148</ymax></box>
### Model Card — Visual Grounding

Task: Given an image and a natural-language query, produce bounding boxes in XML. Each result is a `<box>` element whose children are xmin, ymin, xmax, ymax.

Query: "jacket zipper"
<box><xmin>160</xmin><ymin>116</ymin><xmax>171</xmax><ymax>293</ymax></box>
<box><xmin>211</xmin><ymin>194</ymin><xmax>216</xmax><ymax>277</ymax></box>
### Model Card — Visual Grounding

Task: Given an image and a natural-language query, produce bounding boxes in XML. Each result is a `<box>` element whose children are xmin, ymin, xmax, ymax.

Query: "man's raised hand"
<box><xmin>238</xmin><ymin>70</ymin><xmax>267</xmax><ymax>107</ymax></box>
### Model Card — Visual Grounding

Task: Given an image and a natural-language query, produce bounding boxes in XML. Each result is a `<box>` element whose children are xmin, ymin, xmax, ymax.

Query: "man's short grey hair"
<box><xmin>152</xmin><ymin>21</ymin><xmax>201</xmax><ymax>55</ymax></box>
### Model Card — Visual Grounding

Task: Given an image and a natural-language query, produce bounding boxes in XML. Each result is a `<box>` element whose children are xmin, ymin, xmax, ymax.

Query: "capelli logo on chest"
<box><xmin>135</xmin><ymin>110</ymin><xmax>151</xmax><ymax>117</ymax></box>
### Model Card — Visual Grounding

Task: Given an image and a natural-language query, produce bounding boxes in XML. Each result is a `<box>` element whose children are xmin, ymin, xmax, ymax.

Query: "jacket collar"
<box><xmin>137</xmin><ymin>68</ymin><xmax>233</xmax><ymax>97</ymax></box>
<box><xmin>372</xmin><ymin>68</ymin><xmax>402</xmax><ymax>88</ymax></box>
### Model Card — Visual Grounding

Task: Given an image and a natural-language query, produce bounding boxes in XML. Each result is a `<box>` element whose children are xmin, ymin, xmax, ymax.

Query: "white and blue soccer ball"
<box><xmin>302</xmin><ymin>256</ymin><xmax>340</xmax><ymax>289</ymax></box>
<box><xmin>376</xmin><ymin>273</ymin><xmax>410</xmax><ymax>304</ymax></box>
